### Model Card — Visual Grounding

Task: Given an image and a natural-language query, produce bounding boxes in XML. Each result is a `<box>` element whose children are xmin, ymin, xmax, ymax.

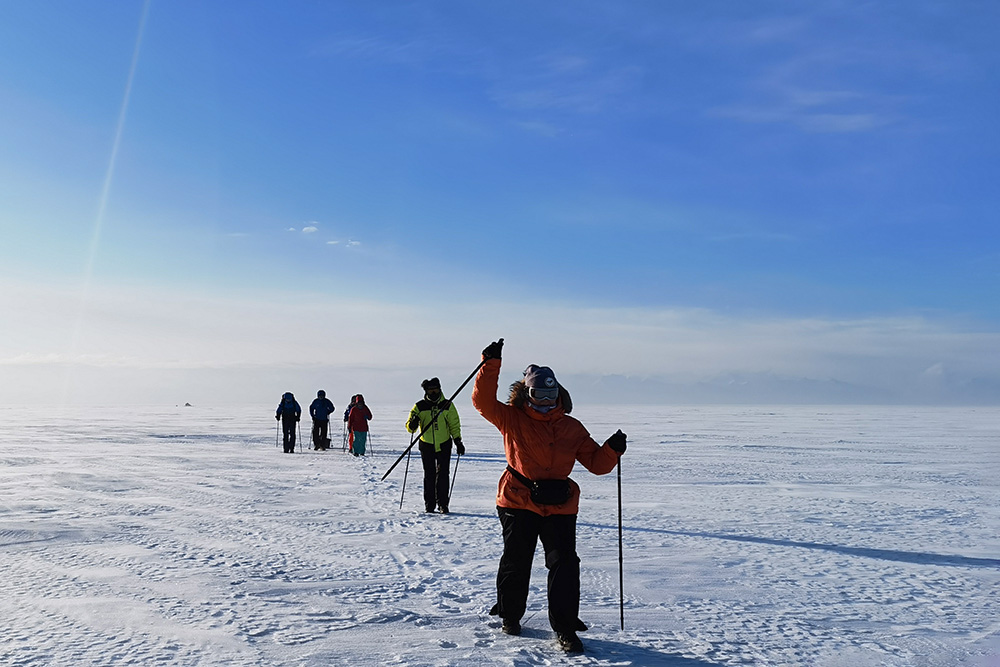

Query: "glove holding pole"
<box><xmin>606</xmin><ymin>429</ymin><xmax>627</xmax><ymax>454</ymax></box>
<box><xmin>481</xmin><ymin>339</ymin><xmax>503</xmax><ymax>361</ymax></box>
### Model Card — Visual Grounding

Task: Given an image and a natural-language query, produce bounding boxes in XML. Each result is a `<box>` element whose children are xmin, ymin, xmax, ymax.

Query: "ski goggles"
<box><xmin>527</xmin><ymin>386</ymin><xmax>559</xmax><ymax>402</ymax></box>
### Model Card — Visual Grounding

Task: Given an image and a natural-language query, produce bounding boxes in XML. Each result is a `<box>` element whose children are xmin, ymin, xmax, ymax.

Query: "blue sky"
<box><xmin>2</xmin><ymin>1</ymin><xmax>999</xmax><ymax>405</ymax></box>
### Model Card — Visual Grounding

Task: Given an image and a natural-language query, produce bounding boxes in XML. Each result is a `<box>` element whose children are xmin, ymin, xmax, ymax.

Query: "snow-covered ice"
<box><xmin>2</xmin><ymin>403</ymin><xmax>999</xmax><ymax>666</ymax></box>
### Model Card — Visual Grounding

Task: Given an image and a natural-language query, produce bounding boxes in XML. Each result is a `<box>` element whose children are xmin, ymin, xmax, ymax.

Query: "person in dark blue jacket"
<box><xmin>309</xmin><ymin>390</ymin><xmax>336</xmax><ymax>450</ymax></box>
<box><xmin>275</xmin><ymin>392</ymin><xmax>302</xmax><ymax>453</ymax></box>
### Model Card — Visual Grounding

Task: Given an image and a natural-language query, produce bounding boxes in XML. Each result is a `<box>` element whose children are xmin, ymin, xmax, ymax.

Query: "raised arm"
<box><xmin>472</xmin><ymin>340</ymin><xmax>509</xmax><ymax>430</ymax></box>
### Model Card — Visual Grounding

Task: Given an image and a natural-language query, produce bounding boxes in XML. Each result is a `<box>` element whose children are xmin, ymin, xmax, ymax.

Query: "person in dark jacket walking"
<box><xmin>347</xmin><ymin>394</ymin><xmax>373</xmax><ymax>456</ymax></box>
<box><xmin>275</xmin><ymin>392</ymin><xmax>302</xmax><ymax>453</ymax></box>
<box><xmin>471</xmin><ymin>340</ymin><xmax>627</xmax><ymax>654</ymax></box>
<box><xmin>309</xmin><ymin>390</ymin><xmax>336</xmax><ymax>450</ymax></box>
<box><xmin>405</xmin><ymin>377</ymin><xmax>464</xmax><ymax>513</ymax></box>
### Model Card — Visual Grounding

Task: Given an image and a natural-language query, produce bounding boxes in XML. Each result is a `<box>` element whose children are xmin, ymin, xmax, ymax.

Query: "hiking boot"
<box><xmin>501</xmin><ymin>619</ymin><xmax>521</xmax><ymax>636</ymax></box>
<box><xmin>425</xmin><ymin>506</ymin><xmax>436</xmax><ymax>513</ymax></box>
<box><xmin>556</xmin><ymin>632</ymin><xmax>584</xmax><ymax>654</ymax></box>
<box><xmin>437</xmin><ymin>504</ymin><xmax>449</xmax><ymax>514</ymax></box>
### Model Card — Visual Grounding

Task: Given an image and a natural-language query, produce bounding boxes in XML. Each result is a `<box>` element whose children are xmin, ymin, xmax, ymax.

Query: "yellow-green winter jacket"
<box><xmin>405</xmin><ymin>395</ymin><xmax>461</xmax><ymax>451</ymax></box>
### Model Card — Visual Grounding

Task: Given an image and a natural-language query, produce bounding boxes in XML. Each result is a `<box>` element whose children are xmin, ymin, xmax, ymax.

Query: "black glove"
<box><xmin>454</xmin><ymin>438</ymin><xmax>465</xmax><ymax>456</ymax></box>
<box><xmin>408</xmin><ymin>415</ymin><xmax>420</xmax><ymax>430</ymax></box>
<box><xmin>482</xmin><ymin>339</ymin><xmax>504</xmax><ymax>360</ymax></box>
<box><xmin>276</xmin><ymin>415</ymin><xmax>281</xmax><ymax>421</ymax></box>
<box><xmin>606</xmin><ymin>429</ymin><xmax>627</xmax><ymax>454</ymax></box>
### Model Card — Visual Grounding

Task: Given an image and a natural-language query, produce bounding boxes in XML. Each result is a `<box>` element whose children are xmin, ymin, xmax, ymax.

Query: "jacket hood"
<box><xmin>355</xmin><ymin>394</ymin><xmax>365</xmax><ymax>404</ymax></box>
<box><xmin>508</xmin><ymin>380</ymin><xmax>572</xmax><ymax>414</ymax></box>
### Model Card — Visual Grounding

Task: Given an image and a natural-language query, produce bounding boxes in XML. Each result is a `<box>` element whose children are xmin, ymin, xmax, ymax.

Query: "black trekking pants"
<box><xmin>493</xmin><ymin>507</ymin><xmax>580</xmax><ymax>633</ymax></box>
<box><xmin>312</xmin><ymin>419</ymin><xmax>329</xmax><ymax>449</ymax></box>
<box><xmin>418</xmin><ymin>439</ymin><xmax>452</xmax><ymax>510</ymax></box>
<box><xmin>282</xmin><ymin>419</ymin><xmax>297</xmax><ymax>452</ymax></box>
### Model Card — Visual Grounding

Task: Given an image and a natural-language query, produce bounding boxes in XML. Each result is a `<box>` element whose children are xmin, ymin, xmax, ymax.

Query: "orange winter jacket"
<box><xmin>472</xmin><ymin>358</ymin><xmax>620</xmax><ymax>516</ymax></box>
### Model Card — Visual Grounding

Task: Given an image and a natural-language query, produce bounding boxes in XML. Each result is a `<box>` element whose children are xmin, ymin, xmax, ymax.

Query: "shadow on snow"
<box><xmin>578</xmin><ymin>522</ymin><xmax>1000</xmax><ymax>570</ymax></box>
<box><xmin>582</xmin><ymin>637</ymin><xmax>724</xmax><ymax>667</ymax></box>
<box><xmin>509</xmin><ymin>626</ymin><xmax>723</xmax><ymax>667</ymax></box>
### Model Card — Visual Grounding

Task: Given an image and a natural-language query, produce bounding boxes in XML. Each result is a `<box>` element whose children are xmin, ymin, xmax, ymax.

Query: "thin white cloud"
<box><xmin>302</xmin><ymin>226</ymin><xmax>318</xmax><ymax>234</ymax></box>
<box><xmin>703</xmin><ymin>14</ymin><xmax>915</xmax><ymax>134</ymax></box>
<box><xmin>711</xmin><ymin>97</ymin><xmax>893</xmax><ymax>133</ymax></box>
<box><xmin>708</xmin><ymin>230</ymin><xmax>797</xmax><ymax>243</ymax></box>
<box><xmin>709</xmin><ymin>71</ymin><xmax>900</xmax><ymax>133</ymax></box>
<box><xmin>492</xmin><ymin>57</ymin><xmax>642</xmax><ymax>115</ymax></box>
<box><xmin>312</xmin><ymin>33</ymin><xmax>452</xmax><ymax>66</ymax></box>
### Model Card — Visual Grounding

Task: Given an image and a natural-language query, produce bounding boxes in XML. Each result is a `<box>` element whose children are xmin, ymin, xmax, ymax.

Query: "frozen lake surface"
<box><xmin>2</xmin><ymin>404</ymin><xmax>999</xmax><ymax>666</ymax></box>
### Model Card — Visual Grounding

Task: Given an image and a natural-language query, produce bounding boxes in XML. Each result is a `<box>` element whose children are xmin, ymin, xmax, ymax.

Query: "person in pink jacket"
<box><xmin>347</xmin><ymin>394</ymin><xmax>373</xmax><ymax>456</ymax></box>
<box><xmin>471</xmin><ymin>339</ymin><xmax>627</xmax><ymax>654</ymax></box>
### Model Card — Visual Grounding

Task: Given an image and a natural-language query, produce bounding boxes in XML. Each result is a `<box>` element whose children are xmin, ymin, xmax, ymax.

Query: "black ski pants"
<box><xmin>493</xmin><ymin>507</ymin><xmax>580</xmax><ymax>634</ymax></box>
<box><xmin>312</xmin><ymin>419</ymin><xmax>329</xmax><ymax>449</ymax></box>
<box><xmin>282</xmin><ymin>419</ymin><xmax>297</xmax><ymax>453</ymax></box>
<box><xmin>418</xmin><ymin>439</ymin><xmax>452</xmax><ymax>511</ymax></box>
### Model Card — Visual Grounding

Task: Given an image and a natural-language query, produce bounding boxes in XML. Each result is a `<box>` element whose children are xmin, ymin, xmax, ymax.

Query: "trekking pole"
<box><xmin>342</xmin><ymin>421</ymin><xmax>347</xmax><ymax>452</ymax></box>
<box><xmin>449</xmin><ymin>450</ymin><xmax>461</xmax><ymax>501</ymax></box>
<box><xmin>381</xmin><ymin>345</ymin><xmax>499</xmax><ymax>482</ymax></box>
<box><xmin>617</xmin><ymin>455</ymin><xmax>625</xmax><ymax>631</ymax></box>
<box><xmin>297</xmin><ymin>421</ymin><xmax>302</xmax><ymax>454</ymax></box>
<box><xmin>368</xmin><ymin>430</ymin><xmax>375</xmax><ymax>456</ymax></box>
<box><xmin>275</xmin><ymin>420</ymin><xmax>280</xmax><ymax>449</ymax></box>
<box><xmin>398</xmin><ymin>448</ymin><xmax>412</xmax><ymax>510</ymax></box>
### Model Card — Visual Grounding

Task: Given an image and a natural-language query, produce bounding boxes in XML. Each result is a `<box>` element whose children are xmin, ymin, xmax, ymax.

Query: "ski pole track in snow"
<box><xmin>2</xmin><ymin>404</ymin><xmax>999</xmax><ymax>665</ymax></box>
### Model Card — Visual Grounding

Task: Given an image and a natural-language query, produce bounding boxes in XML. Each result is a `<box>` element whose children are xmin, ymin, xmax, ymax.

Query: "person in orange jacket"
<box><xmin>471</xmin><ymin>339</ymin><xmax>627</xmax><ymax>654</ymax></box>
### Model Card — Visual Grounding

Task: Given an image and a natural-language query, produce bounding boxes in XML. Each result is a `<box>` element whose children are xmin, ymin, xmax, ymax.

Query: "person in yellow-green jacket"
<box><xmin>405</xmin><ymin>377</ymin><xmax>465</xmax><ymax>513</ymax></box>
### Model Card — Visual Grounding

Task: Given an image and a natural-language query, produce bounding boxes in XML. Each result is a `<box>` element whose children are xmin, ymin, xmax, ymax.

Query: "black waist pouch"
<box><xmin>507</xmin><ymin>465</ymin><xmax>572</xmax><ymax>506</ymax></box>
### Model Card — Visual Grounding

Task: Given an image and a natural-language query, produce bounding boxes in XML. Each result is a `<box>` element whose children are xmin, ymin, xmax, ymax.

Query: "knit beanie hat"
<box><xmin>523</xmin><ymin>365</ymin><xmax>558</xmax><ymax>389</ymax></box>
<box><xmin>421</xmin><ymin>377</ymin><xmax>441</xmax><ymax>391</ymax></box>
